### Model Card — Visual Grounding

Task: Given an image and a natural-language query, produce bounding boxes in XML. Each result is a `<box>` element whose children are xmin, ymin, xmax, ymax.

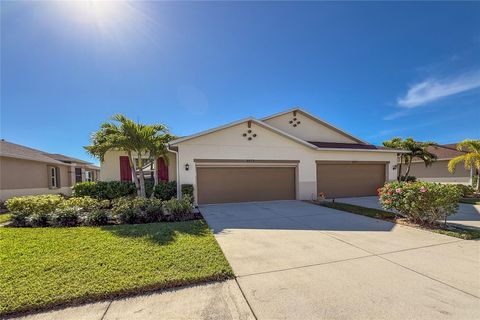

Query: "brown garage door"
<box><xmin>197</xmin><ymin>166</ymin><xmax>295</xmax><ymax>204</ymax></box>
<box><xmin>316</xmin><ymin>162</ymin><xmax>386</xmax><ymax>198</ymax></box>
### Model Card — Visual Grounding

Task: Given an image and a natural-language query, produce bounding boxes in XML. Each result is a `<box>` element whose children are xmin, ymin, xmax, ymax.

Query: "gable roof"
<box><xmin>0</xmin><ymin>140</ymin><xmax>66</xmax><ymax>165</ymax></box>
<box><xmin>168</xmin><ymin>112</ymin><xmax>406</xmax><ymax>153</ymax></box>
<box><xmin>0</xmin><ymin>139</ymin><xmax>97</xmax><ymax>166</ymax></box>
<box><xmin>169</xmin><ymin>117</ymin><xmax>318</xmax><ymax>150</ymax></box>
<box><xmin>426</xmin><ymin>144</ymin><xmax>466</xmax><ymax>160</ymax></box>
<box><xmin>261</xmin><ymin>107</ymin><xmax>368</xmax><ymax>144</ymax></box>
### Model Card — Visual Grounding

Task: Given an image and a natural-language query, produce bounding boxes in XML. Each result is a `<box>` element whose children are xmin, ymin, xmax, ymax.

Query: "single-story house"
<box><xmin>402</xmin><ymin>143</ymin><xmax>475</xmax><ymax>184</ymax></box>
<box><xmin>0</xmin><ymin>139</ymin><xmax>100</xmax><ymax>200</ymax></box>
<box><xmin>100</xmin><ymin>108</ymin><xmax>405</xmax><ymax>204</ymax></box>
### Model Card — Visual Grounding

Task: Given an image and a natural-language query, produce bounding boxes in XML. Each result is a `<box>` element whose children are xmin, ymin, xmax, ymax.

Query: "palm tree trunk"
<box><xmin>477</xmin><ymin>172</ymin><xmax>480</xmax><ymax>192</ymax></box>
<box><xmin>151</xmin><ymin>156</ymin><xmax>159</xmax><ymax>199</ymax></box>
<box><xmin>397</xmin><ymin>155</ymin><xmax>403</xmax><ymax>181</ymax></box>
<box><xmin>137</xmin><ymin>156</ymin><xmax>146</xmax><ymax>198</ymax></box>
<box><xmin>404</xmin><ymin>156</ymin><xmax>413</xmax><ymax>181</ymax></box>
<box><xmin>127</xmin><ymin>152</ymin><xmax>141</xmax><ymax>197</ymax></box>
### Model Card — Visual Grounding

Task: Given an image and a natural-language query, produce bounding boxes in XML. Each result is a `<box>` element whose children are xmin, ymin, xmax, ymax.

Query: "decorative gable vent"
<box><xmin>242</xmin><ymin>120</ymin><xmax>258</xmax><ymax>141</ymax></box>
<box><xmin>288</xmin><ymin>110</ymin><xmax>301</xmax><ymax>127</ymax></box>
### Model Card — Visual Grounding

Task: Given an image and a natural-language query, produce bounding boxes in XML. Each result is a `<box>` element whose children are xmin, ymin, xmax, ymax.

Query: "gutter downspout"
<box><xmin>167</xmin><ymin>144</ymin><xmax>181</xmax><ymax>199</ymax></box>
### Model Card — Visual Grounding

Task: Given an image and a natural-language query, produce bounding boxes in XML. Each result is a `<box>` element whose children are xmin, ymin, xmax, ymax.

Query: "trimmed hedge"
<box><xmin>72</xmin><ymin>181</ymin><xmax>136</xmax><ymax>200</ymax></box>
<box><xmin>153</xmin><ymin>181</ymin><xmax>177</xmax><ymax>201</ymax></box>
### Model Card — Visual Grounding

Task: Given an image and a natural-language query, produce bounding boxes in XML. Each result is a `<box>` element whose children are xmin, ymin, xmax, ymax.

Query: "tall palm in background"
<box><xmin>448</xmin><ymin>139</ymin><xmax>480</xmax><ymax>191</ymax></box>
<box><xmin>383</xmin><ymin>137</ymin><xmax>437</xmax><ymax>181</ymax></box>
<box><xmin>85</xmin><ymin>114</ymin><xmax>169</xmax><ymax>197</ymax></box>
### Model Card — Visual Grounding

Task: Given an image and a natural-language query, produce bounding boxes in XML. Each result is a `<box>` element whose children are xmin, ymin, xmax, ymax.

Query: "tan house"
<box><xmin>100</xmin><ymin>108</ymin><xmax>406</xmax><ymax>204</ymax></box>
<box><xmin>0</xmin><ymin>140</ymin><xmax>100</xmax><ymax>200</ymax></box>
<box><xmin>402</xmin><ymin>143</ymin><xmax>474</xmax><ymax>184</ymax></box>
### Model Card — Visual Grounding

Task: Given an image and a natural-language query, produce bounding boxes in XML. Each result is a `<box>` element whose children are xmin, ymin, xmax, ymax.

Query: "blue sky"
<box><xmin>1</xmin><ymin>1</ymin><xmax>479</xmax><ymax>164</ymax></box>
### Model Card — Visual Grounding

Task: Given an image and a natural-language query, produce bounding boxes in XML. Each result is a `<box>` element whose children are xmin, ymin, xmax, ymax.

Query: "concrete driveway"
<box><xmin>201</xmin><ymin>200</ymin><xmax>480</xmax><ymax>319</ymax></box>
<box><xmin>339</xmin><ymin>196</ymin><xmax>480</xmax><ymax>229</ymax></box>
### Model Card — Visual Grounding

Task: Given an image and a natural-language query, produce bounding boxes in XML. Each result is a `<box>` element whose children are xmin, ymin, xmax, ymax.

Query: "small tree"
<box><xmin>85</xmin><ymin>114</ymin><xmax>169</xmax><ymax>198</ymax></box>
<box><xmin>448</xmin><ymin>139</ymin><xmax>480</xmax><ymax>192</ymax></box>
<box><xmin>383</xmin><ymin>137</ymin><xmax>437</xmax><ymax>181</ymax></box>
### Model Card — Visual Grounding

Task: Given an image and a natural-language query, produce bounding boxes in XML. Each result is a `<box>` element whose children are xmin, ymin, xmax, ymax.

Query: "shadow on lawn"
<box><xmin>100</xmin><ymin>219</ymin><xmax>210</xmax><ymax>245</ymax></box>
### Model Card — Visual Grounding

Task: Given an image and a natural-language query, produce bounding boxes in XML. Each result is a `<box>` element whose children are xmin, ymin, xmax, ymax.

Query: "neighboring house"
<box><xmin>0</xmin><ymin>140</ymin><xmax>100</xmax><ymax>200</ymax></box>
<box><xmin>101</xmin><ymin>108</ymin><xmax>405</xmax><ymax>204</ymax></box>
<box><xmin>402</xmin><ymin>143</ymin><xmax>474</xmax><ymax>184</ymax></box>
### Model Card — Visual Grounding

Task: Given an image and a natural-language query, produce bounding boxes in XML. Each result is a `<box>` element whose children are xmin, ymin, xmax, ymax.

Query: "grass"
<box><xmin>0</xmin><ymin>213</ymin><xmax>11</xmax><ymax>224</ymax></box>
<box><xmin>459</xmin><ymin>197</ymin><xmax>480</xmax><ymax>205</ymax></box>
<box><xmin>0</xmin><ymin>220</ymin><xmax>233</xmax><ymax>316</ymax></box>
<box><xmin>315</xmin><ymin>201</ymin><xmax>480</xmax><ymax>240</ymax></box>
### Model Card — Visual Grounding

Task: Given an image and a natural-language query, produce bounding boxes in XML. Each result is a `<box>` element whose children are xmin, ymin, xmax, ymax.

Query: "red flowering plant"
<box><xmin>378</xmin><ymin>181</ymin><xmax>462</xmax><ymax>225</ymax></box>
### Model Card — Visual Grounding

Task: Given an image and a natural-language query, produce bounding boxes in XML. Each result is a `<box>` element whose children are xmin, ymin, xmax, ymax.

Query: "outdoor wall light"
<box><xmin>185</xmin><ymin>163</ymin><xmax>190</xmax><ymax>171</ymax></box>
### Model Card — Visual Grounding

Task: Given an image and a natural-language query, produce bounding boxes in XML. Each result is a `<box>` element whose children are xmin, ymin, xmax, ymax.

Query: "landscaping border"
<box><xmin>311</xmin><ymin>201</ymin><xmax>480</xmax><ymax>240</ymax></box>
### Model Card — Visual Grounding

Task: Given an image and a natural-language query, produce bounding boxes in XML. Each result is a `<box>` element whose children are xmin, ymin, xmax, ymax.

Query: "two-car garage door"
<box><xmin>197</xmin><ymin>166</ymin><xmax>296</xmax><ymax>204</ymax></box>
<box><xmin>196</xmin><ymin>162</ymin><xmax>386</xmax><ymax>204</ymax></box>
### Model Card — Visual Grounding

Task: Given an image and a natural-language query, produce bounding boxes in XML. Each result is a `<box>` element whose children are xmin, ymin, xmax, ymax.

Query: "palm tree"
<box><xmin>147</xmin><ymin>133</ymin><xmax>174</xmax><ymax>191</ymax></box>
<box><xmin>383</xmin><ymin>137</ymin><xmax>437</xmax><ymax>181</ymax></box>
<box><xmin>448</xmin><ymin>139</ymin><xmax>480</xmax><ymax>191</ymax></box>
<box><xmin>85</xmin><ymin>114</ymin><xmax>169</xmax><ymax>197</ymax></box>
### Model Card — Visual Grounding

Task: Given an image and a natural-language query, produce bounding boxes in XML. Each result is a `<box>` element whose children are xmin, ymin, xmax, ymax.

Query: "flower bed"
<box><xmin>5</xmin><ymin>194</ymin><xmax>198</xmax><ymax>228</ymax></box>
<box><xmin>378</xmin><ymin>181</ymin><xmax>462</xmax><ymax>225</ymax></box>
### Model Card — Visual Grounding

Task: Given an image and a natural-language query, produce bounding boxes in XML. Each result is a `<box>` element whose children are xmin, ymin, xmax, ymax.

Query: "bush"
<box><xmin>401</xmin><ymin>176</ymin><xmax>417</xmax><ymax>182</ymax></box>
<box><xmin>84</xmin><ymin>209</ymin><xmax>110</xmax><ymax>226</ymax></box>
<box><xmin>60</xmin><ymin>196</ymin><xmax>109</xmax><ymax>211</ymax></box>
<box><xmin>454</xmin><ymin>184</ymin><xmax>475</xmax><ymax>197</ymax></box>
<box><xmin>111</xmin><ymin>197</ymin><xmax>150</xmax><ymax>224</ymax></box>
<box><xmin>72</xmin><ymin>181</ymin><xmax>136</xmax><ymax>200</ymax></box>
<box><xmin>10</xmin><ymin>212</ymin><xmax>29</xmax><ymax>227</ymax></box>
<box><xmin>154</xmin><ymin>181</ymin><xmax>177</xmax><ymax>201</ymax></box>
<box><xmin>6</xmin><ymin>195</ymin><xmax>63</xmax><ymax>216</ymax></box>
<box><xmin>378</xmin><ymin>181</ymin><xmax>462</xmax><ymax>225</ymax></box>
<box><xmin>162</xmin><ymin>195</ymin><xmax>195</xmax><ymax>221</ymax></box>
<box><xmin>29</xmin><ymin>212</ymin><xmax>51</xmax><ymax>227</ymax></box>
<box><xmin>51</xmin><ymin>207</ymin><xmax>80</xmax><ymax>227</ymax></box>
<box><xmin>144</xmin><ymin>198</ymin><xmax>163</xmax><ymax>223</ymax></box>
<box><xmin>181</xmin><ymin>184</ymin><xmax>194</xmax><ymax>200</ymax></box>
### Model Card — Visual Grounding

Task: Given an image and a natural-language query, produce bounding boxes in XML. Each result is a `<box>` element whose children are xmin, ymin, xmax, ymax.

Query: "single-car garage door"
<box><xmin>197</xmin><ymin>166</ymin><xmax>295</xmax><ymax>204</ymax></box>
<box><xmin>316</xmin><ymin>162</ymin><xmax>386</xmax><ymax>198</ymax></box>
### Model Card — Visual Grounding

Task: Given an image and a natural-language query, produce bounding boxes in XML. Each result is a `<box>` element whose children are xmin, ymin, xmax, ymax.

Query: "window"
<box><xmin>134</xmin><ymin>158</ymin><xmax>154</xmax><ymax>180</ymax></box>
<box><xmin>85</xmin><ymin>171</ymin><xmax>93</xmax><ymax>182</ymax></box>
<box><xmin>49</xmin><ymin>166</ymin><xmax>59</xmax><ymax>188</ymax></box>
<box><xmin>75</xmin><ymin>168</ymin><xmax>82</xmax><ymax>183</ymax></box>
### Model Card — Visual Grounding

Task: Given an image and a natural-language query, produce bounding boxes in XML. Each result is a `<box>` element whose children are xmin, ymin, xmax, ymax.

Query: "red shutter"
<box><xmin>157</xmin><ymin>157</ymin><xmax>169</xmax><ymax>181</ymax></box>
<box><xmin>119</xmin><ymin>156</ymin><xmax>132</xmax><ymax>181</ymax></box>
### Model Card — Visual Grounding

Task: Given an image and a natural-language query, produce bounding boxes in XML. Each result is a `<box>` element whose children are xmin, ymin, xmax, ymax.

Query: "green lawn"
<box><xmin>0</xmin><ymin>220</ymin><xmax>233</xmax><ymax>316</ymax></box>
<box><xmin>0</xmin><ymin>213</ymin><xmax>11</xmax><ymax>224</ymax></box>
<box><xmin>459</xmin><ymin>198</ymin><xmax>480</xmax><ymax>205</ymax></box>
<box><xmin>315</xmin><ymin>201</ymin><xmax>480</xmax><ymax>240</ymax></box>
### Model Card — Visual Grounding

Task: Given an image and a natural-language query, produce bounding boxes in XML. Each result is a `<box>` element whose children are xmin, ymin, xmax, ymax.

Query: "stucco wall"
<box><xmin>402</xmin><ymin>160</ymin><xmax>471</xmax><ymax>183</ymax></box>
<box><xmin>0</xmin><ymin>156</ymin><xmax>72</xmax><ymax>200</ymax></box>
<box><xmin>263</xmin><ymin>111</ymin><xmax>358</xmax><ymax>143</ymax></box>
<box><xmin>100</xmin><ymin>151</ymin><xmax>177</xmax><ymax>182</ymax></box>
<box><xmin>175</xmin><ymin>121</ymin><xmax>398</xmax><ymax>201</ymax></box>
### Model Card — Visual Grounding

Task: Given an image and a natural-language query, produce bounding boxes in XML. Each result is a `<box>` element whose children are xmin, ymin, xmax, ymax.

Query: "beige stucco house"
<box><xmin>100</xmin><ymin>108</ymin><xmax>405</xmax><ymax>204</ymax></box>
<box><xmin>0</xmin><ymin>140</ymin><xmax>100</xmax><ymax>200</ymax></box>
<box><xmin>402</xmin><ymin>143</ymin><xmax>474</xmax><ymax>184</ymax></box>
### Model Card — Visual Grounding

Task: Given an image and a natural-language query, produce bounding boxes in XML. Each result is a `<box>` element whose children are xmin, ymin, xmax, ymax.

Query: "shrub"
<box><xmin>72</xmin><ymin>181</ymin><xmax>136</xmax><ymax>200</ymax></box>
<box><xmin>10</xmin><ymin>211</ymin><xmax>29</xmax><ymax>227</ymax></box>
<box><xmin>378</xmin><ymin>181</ymin><xmax>462</xmax><ymax>225</ymax></box>
<box><xmin>144</xmin><ymin>198</ymin><xmax>163</xmax><ymax>223</ymax></box>
<box><xmin>51</xmin><ymin>207</ymin><xmax>81</xmax><ymax>227</ymax></box>
<box><xmin>60</xmin><ymin>196</ymin><xmax>109</xmax><ymax>211</ymax></box>
<box><xmin>162</xmin><ymin>195</ymin><xmax>195</xmax><ymax>221</ymax></box>
<box><xmin>181</xmin><ymin>184</ymin><xmax>194</xmax><ymax>200</ymax></box>
<box><xmin>29</xmin><ymin>212</ymin><xmax>51</xmax><ymax>227</ymax></box>
<box><xmin>5</xmin><ymin>195</ymin><xmax>63</xmax><ymax>216</ymax></box>
<box><xmin>154</xmin><ymin>181</ymin><xmax>177</xmax><ymax>201</ymax></box>
<box><xmin>84</xmin><ymin>209</ymin><xmax>110</xmax><ymax>226</ymax></box>
<box><xmin>454</xmin><ymin>184</ymin><xmax>475</xmax><ymax>197</ymax></box>
<box><xmin>111</xmin><ymin>197</ymin><xmax>150</xmax><ymax>224</ymax></box>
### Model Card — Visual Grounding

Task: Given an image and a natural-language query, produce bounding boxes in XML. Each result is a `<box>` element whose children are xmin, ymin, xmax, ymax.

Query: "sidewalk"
<box><xmin>11</xmin><ymin>280</ymin><xmax>254</xmax><ymax>320</ymax></box>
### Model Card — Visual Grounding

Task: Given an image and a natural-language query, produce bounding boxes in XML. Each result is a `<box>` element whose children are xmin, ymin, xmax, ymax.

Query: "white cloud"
<box><xmin>397</xmin><ymin>70</ymin><xmax>480</xmax><ymax>108</ymax></box>
<box><xmin>383</xmin><ymin>110</ymin><xmax>409</xmax><ymax>121</ymax></box>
